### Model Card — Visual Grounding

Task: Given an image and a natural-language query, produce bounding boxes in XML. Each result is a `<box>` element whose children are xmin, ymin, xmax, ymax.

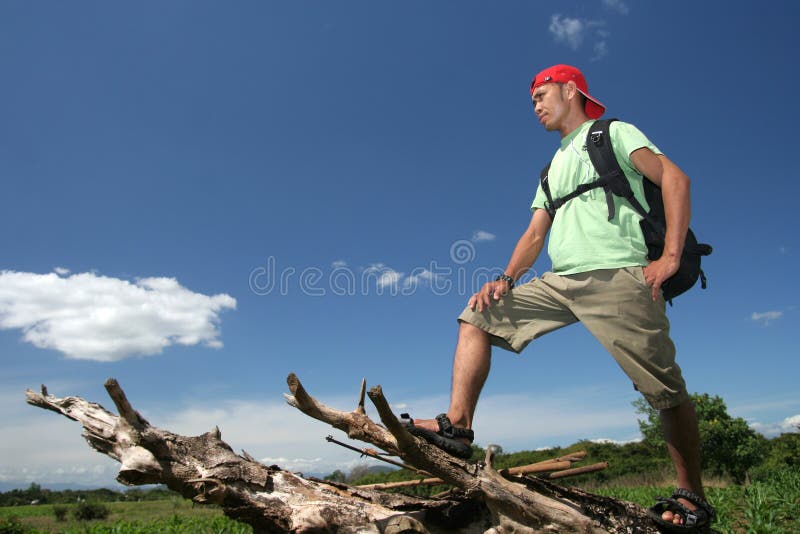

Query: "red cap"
<box><xmin>530</xmin><ymin>64</ymin><xmax>605</xmax><ymax>119</ymax></box>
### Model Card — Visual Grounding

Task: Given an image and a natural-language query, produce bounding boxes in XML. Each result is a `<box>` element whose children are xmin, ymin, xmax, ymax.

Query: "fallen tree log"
<box><xmin>25</xmin><ymin>375</ymin><xmax>663</xmax><ymax>533</ymax></box>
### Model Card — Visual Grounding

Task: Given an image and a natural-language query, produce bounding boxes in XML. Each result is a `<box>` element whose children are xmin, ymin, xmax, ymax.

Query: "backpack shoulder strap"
<box><xmin>539</xmin><ymin>162</ymin><xmax>557</xmax><ymax>219</ymax></box>
<box><xmin>584</xmin><ymin>118</ymin><xmax>650</xmax><ymax>221</ymax></box>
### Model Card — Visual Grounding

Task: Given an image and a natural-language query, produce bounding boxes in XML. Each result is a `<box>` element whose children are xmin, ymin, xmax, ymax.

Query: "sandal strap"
<box><xmin>649</xmin><ymin>497</ymin><xmax>707</xmax><ymax>532</ymax></box>
<box><xmin>672</xmin><ymin>488</ymin><xmax>716</xmax><ymax>521</ymax></box>
<box><xmin>434</xmin><ymin>414</ymin><xmax>474</xmax><ymax>442</ymax></box>
<box><xmin>654</xmin><ymin>496</ymin><xmax>692</xmax><ymax>516</ymax></box>
<box><xmin>399</xmin><ymin>413</ymin><xmax>474</xmax><ymax>442</ymax></box>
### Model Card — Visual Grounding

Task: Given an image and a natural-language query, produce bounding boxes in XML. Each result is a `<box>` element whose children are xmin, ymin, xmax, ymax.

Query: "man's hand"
<box><xmin>643</xmin><ymin>255</ymin><xmax>680</xmax><ymax>301</ymax></box>
<box><xmin>468</xmin><ymin>279</ymin><xmax>511</xmax><ymax>312</ymax></box>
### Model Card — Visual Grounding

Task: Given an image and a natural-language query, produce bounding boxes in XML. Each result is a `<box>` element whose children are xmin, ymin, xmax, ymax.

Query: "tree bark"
<box><xmin>25</xmin><ymin>376</ymin><xmax>662</xmax><ymax>533</ymax></box>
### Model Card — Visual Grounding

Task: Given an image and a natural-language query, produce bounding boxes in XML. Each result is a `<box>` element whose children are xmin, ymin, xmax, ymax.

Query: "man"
<box><xmin>405</xmin><ymin>65</ymin><xmax>715</xmax><ymax>531</ymax></box>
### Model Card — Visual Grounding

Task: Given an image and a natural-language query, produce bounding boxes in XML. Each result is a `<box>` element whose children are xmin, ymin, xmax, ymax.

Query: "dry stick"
<box><xmin>496</xmin><ymin>450</ymin><xmax>587</xmax><ymax>477</ymax></box>
<box><xmin>498</xmin><ymin>460</ymin><xmax>571</xmax><ymax>477</ymax></box>
<box><xmin>325</xmin><ymin>436</ymin><xmax>430</xmax><ymax>476</ymax></box>
<box><xmin>430</xmin><ymin>488</ymin><xmax>456</xmax><ymax>499</ymax></box>
<box><xmin>545</xmin><ymin>462</ymin><xmax>609</xmax><ymax>480</ymax></box>
<box><xmin>558</xmin><ymin>451</ymin><xmax>588</xmax><ymax>461</ymax></box>
<box><xmin>357</xmin><ymin>453</ymin><xmax>599</xmax><ymax>490</ymax></box>
<box><xmin>104</xmin><ymin>378</ymin><xmax>149</xmax><ymax>430</ymax></box>
<box><xmin>357</xmin><ymin>477</ymin><xmax>448</xmax><ymax>491</ymax></box>
<box><xmin>355</xmin><ymin>378</ymin><xmax>367</xmax><ymax>415</ymax></box>
<box><xmin>357</xmin><ymin>463</ymin><xmax>566</xmax><ymax>490</ymax></box>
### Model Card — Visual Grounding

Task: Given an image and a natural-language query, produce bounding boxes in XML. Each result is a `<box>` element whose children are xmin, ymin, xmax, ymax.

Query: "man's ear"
<box><xmin>564</xmin><ymin>80</ymin><xmax>579</xmax><ymax>101</ymax></box>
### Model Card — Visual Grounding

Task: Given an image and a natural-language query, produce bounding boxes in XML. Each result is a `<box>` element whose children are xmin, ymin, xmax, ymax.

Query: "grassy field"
<box><xmin>0</xmin><ymin>498</ymin><xmax>252</xmax><ymax>533</ymax></box>
<box><xmin>598</xmin><ymin>468</ymin><xmax>800</xmax><ymax>534</ymax></box>
<box><xmin>2</xmin><ymin>469</ymin><xmax>797</xmax><ymax>533</ymax></box>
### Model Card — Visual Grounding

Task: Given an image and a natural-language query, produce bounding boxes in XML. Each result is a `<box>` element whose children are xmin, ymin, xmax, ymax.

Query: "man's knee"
<box><xmin>458</xmin><ymin>320</ymin><xmax>489</xmax><ymax>342</ymax></box>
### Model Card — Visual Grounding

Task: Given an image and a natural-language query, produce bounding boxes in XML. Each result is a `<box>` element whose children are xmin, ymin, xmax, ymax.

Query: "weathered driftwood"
<box><xmin>26</xmin><ymin>375</ymin><xmax>662</xmax><ymax>533</ymax></box>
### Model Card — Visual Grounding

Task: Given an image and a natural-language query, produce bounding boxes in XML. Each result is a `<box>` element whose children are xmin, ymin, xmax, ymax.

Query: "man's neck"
<box><xmin>558</xmin><ymin>112</ymin><xmax>591</xmax><ymax>139</ymax></box>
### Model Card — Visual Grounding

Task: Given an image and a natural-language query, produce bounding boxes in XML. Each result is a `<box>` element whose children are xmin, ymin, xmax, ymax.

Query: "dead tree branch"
<box><xmin>26</xmin><ymin>375</ymin><xmax>663</xmax><ymax>533</ymax></box>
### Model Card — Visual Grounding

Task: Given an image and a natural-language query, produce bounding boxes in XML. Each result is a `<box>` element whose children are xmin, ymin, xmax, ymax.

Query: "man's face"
<box><xmin>531</xmin><ymin>83</ymin><xmax>568</xmax><ymax>131</ymax></box>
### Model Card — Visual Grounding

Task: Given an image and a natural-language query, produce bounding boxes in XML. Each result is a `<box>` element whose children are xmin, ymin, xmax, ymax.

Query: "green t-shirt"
<box><xmin>531</xmin><ymin>120</ymin><xmax>662</xmax><ymax>275</ymax></box>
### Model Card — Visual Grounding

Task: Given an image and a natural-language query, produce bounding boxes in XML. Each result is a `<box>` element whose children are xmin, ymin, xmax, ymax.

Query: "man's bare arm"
<box><xmin>469</xmin><ymin>208</ymin><xmax>552</xmax><ymax>312</ymax></box>
<box><xmin>630</xmin><ymin>148</ymin><xmax>691</xmax><ymax>300</ymax></box>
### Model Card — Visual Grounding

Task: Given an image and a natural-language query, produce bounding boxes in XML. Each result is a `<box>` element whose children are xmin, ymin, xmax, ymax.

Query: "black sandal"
<box><xmin>648</xmin><ymin>488</ymin><xmax>716</xmax><ymax>533</ymax></box>
<box><xmin>400</xmin><ymin>413</ymin><xmax>474</xmax><ymax>459</ymax></box>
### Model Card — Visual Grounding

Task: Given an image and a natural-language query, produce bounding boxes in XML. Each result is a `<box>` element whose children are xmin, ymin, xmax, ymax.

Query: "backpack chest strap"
<box><xmin>540</xmin><ymin>168</ymin><xmax>627</xmax><ymax>221</ymax></box>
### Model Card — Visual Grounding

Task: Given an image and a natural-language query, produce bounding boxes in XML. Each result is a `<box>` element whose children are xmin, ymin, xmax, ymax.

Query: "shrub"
<box><xmin>634</xmin><ymin>393</ymin><xmax>767</xmax><ymax>482</ymax></box>
<box><xmin>53</xmin><ymin>504</ymin><xmax>68</xmax><ymax>521</ymax></box>
<box><xmin>0</xmin><ymin>516</ymin><xmax>27</xmax><ymax>534</ymax></box>
<box><xmin>73</xmin><ymin>501</ymin><xmax>110</xmax><ymax>521</ymax></box>
<box><xmin>52</xmin><ymin>505</ymin><xmax>68</xmax><ymax>521</ymax></box>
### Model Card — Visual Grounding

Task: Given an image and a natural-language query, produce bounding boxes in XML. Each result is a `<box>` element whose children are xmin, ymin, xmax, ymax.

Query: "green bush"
<box><xmin>73</xmin><ymin>501</ymin><xmax>110</xmax><ymax>521</ymax></box>
<box><xmin>52</xmin><ymin>505</ymin><xmax>68</xmax><ymax>521</ymax></box>
<box><xmin>0</xmin><ymin>515</ymin><xmax>27</xmax><ymax>534</ymax></box>
<box><xmin>634</xmin><ymin>393</ymin><xmax>767</xmax><ymax>482</ymax></box>
<box><xmin>750</xmin><ymin>432</ymin><xmax>800</xmax><ymax>483</ymax></box>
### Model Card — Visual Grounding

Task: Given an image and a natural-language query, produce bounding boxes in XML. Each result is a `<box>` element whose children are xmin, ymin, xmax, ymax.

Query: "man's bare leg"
<box><xmin>414</xmin><ymin>321</ymin><xmax>491</xmax><ymax>436</ymax></box>
<box><xmin>660</xmin><ymin>398</ymin><xmax>706</xmax><ymax>525</ymax></box>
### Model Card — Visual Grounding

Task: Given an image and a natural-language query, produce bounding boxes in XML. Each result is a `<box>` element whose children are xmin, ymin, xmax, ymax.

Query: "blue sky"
<box><xmin>1</xmin><ymin>1</ymin><xmax>798</xmax><ymax>489</ymax></box>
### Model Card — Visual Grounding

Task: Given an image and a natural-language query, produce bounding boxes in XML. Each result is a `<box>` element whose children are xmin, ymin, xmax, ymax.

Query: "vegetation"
<box><xmin>346</xmin><ymin>393</ymin><xmax>797</xmax><ymax>490</ymax></box>
<box><xmin>342</xmin><ymin>392</ymin><xmax>799</xmax><ymax>532</ymax></box>
<box><xmin>634</xmin><ymin>393</ymin><xmax>767</xmax><ymax>483</ymax></box>
<box><xmin>72</xmin><ymin>502</ymin><xmax>110</xmax><ymax>521</ymax></box>
<box><xmin>0</xmin><ymin>498</ymin><xmax>252</xmax><ymax>533</ymax></box>
<box><xmin>596</xmin><ymin>468</ymin><xmax>800</xmax><ymax>534</ymax></box>
<box><xmin>0</xmin><ymin>485</ymin><xmax>175</xmax><ymax>508</ymax></box>
<box><xmin>50</xmin><ymin>507</ymin><xmax>67</xmax><ymax>523</ymax></box>
<box><xmin>6</xmin><ymin>469</ymin><xmax>797</xmax><ymax>533</ymax></box>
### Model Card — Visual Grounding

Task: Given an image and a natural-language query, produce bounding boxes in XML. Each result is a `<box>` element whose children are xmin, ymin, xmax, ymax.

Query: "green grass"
<box><xmin>597</xmin><ymin>468</ymin><xmax>800</xmax><ymax>534</ymax></box>
<box><xmin>0</xmin><ymin>498</ymin><xmax>252</xmax><ymax>533</ymax></box>
<box><xmin>3</xmin><ymin>469</ymin><xmax>798</xmax><ymax>533</ymax></box>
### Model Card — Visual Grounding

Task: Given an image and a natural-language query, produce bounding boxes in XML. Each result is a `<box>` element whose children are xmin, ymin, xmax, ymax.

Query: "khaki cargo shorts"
<box><xmin>458</xmin><ymin>266</ymin><xmax>688</xmax><ymax>409</ymax></box>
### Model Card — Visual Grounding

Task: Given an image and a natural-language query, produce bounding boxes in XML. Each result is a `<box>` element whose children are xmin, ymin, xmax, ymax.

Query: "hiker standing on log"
<box><xmin>404</xmin><ymin>64</ymin><xmax>715</xmax><ymax>533</ymax></box>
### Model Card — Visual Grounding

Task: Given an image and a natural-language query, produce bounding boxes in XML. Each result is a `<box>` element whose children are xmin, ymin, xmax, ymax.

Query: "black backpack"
<box><xmin>539</xmin><ymin>118</ymin><xmax>712</xmax><ymax>303</ymax></box>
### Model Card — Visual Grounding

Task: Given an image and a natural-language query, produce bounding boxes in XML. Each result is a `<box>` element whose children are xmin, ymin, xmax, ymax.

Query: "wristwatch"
<box><xmin>495</xmin><ymin>274</ymin><xmax>515</xmax><ymax>289</ymax></box>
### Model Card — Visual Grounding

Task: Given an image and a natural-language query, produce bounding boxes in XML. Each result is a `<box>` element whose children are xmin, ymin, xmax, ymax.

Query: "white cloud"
<box><xmin>331</xmin><ymin>260</ymin><xmax>348</xmax><ymax>269</ymax></box>
<box><xmin>363</xmin><ymin>264</ymin><xmax>403</xmax><ymax>290</ymax></box>
<box><xmin>471</xmin><ymin>391</ymin><xmax>640</xmax><ymax>449</ymax></box>
<box><xmin>53</xmin><ymin>267</ymin><xmax>70</xmax><ymax>276</ymax></box>
<box><xmin>592</xmin><ymin>41</ymin><xmax>609</xmax><ymax>61</ymax></box>
<box><xmin>0</xmin><ymin>409</ymin><xmax>122</xmax><ymax>487</ymax></box>
<box><xmin>549</xmin><ymin>15</ymin><xmax>585</xmax><ymax>50</ymax></box>
<box><xmin>732</xmin><ymin>396</ymin><xmax>800</xmax><ymax>416</ymax></box>
<box><xmin>0</xmin><ymin>270</ymin><xmax>236</xmax><ymax>361</ymax></box>
<box><xmin>549</xmin><ymin>15</ymin><xmax>610</xmax><ymax>58</ymax></box>
<box><xmin>404</xmin><ymin>269</ymin><xmax>439</xmax><ymax>289</ymax></box>
<box><xmin>471</xmin><ymin>230</ymin><xmax>496</xmax><ymax>243</ymax></box>
<box><xmin>750</xmin><ymin>310</ymin><xmax>783</xmax><ymax>325</ymax></box>
<box><xmin>750</xmin><ymin>414</ymin><xmax>800</xmax><ymax>438</ymax></box>
<box><xmin>603</xmin><ymin>0</ymin><xmax>629</xmax><ymax>15</ymax></box>
<box><xmin>377</xmin><ymin>271</ymin><xmax>401</xmax><ymax>289</ymax></box>
<box><xmin>395</xmin><ymin>386</ymin><xmax>642</xmax><ymax>452</ymax></box>
<box><xmin>367</xmin><ymin>266</ymin><xmax>444</xmax><ymax>293</ymax></box>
